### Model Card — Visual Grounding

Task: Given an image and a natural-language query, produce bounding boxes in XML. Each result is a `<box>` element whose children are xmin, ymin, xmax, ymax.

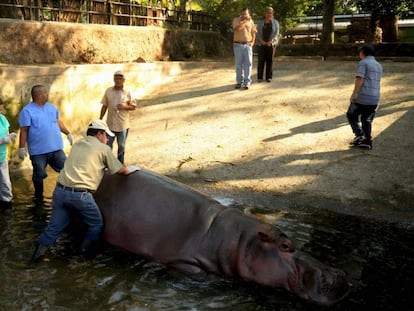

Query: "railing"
<box><xmin>0</xmin><ymin>0</ymin><xmax>215</xmax><ymax>31</ymax></box>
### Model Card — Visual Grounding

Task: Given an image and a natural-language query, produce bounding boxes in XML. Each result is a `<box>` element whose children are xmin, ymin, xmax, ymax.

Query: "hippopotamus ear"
<box><xmin>257</xmin><ymin>226</ymin><xmax>295</xmax><ymax>253</ymax></box>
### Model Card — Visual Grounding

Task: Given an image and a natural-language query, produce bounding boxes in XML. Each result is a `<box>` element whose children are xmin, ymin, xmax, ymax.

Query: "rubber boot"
<box><xmin>33</xmin><ymin>180</ymin><xmax>44</xmax><ymax>205</ymax></box>
<box><xmin>30</xmin><ymin>242</ymin><xmax>48</xmax><ymax>263</ymax></box>
<box><xmin>80</xmin><ymin>239</ymin><xmax>99</xmax><ymax>259</ymax></box>
<box><xmin>80</xmin><ymin>239</ymin><xmax>93</xmax><ymax>254</ymax></box>
<box><xmin>0</xmin><ymin>200</ymin><xmax>13</xmax><ymax>210</ymax></box>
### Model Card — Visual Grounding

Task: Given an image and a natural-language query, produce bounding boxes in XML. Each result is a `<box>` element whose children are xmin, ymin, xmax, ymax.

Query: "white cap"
<box><xmin>114</xmin><ymin>70</ymin><xmax>124</xmax><ymax>77</ymax></box>
<box><xmin>88</xmin><ymin>120</ymin><xmax>115</xmax><ymax>137</ymax></box>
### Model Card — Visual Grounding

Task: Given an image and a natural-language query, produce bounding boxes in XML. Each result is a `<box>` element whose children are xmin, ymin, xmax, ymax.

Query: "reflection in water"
<box><xmin>1</xmin><ymin>171</ymin><xmax>413</xmax><ymax>310</ymax></box>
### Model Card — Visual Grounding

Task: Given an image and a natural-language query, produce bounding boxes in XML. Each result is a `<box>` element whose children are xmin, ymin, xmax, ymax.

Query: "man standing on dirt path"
<box><xmin>347</xmin><ymin>44</ymin><xmax>382</xmax><ymax>149</ymax></box>
<box><xmin>100</xmin><ymin>70</ymin><xmax>136</xmax><ymax>164</ymax></box>
<box><xmin>232</xmin><ymin>8</ymin><xmax>257</xmax><ymax>90</ymax></box>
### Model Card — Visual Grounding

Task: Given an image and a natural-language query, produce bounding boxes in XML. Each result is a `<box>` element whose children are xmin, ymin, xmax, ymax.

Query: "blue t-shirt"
<box><xmin>0</xmin><ymin>114</ymin><xmax>10</xmax><ymax>163</ymax></box>
<box><xmin>18</xmin><ymin>102</ymin><xmax>63</xmax><ymax>155</ymax></box>
<box><xmin>355</xmin><ymin>56</ymin><xmax>383</xmax><ymax>105</ymax></box>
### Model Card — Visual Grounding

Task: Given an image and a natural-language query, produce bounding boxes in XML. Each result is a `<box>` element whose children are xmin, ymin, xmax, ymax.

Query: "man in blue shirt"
<box><xmin>18</xmin><ymin>85</ymin><xmax>73</xmax><ymax>205</ymax></box>
<box><xmin>347</xmin><ymin>44</ymin><xmax>383</xmax><ymax>149</ymax></box>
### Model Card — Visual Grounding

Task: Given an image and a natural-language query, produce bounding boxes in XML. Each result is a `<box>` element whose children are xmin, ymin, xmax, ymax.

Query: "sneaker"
<box><xmin>258</xmin><ymin>79</ymin><xmax>263</xmax><ymax>83</ymax></box>
<box><xmin>243</xmin><ymin>84</ymin><xmax>250</xmax><ymax>90</ymax></box>
<box><xmin>266</xmin><ymin>79</ymin><xmax>272</xmax><ymax>82</ymax></box>
<box><xmin>349</xmin><ymin>136</ymin><xmax>365</xmax><ymax>146</ymax></box>
<box><xmin>235</xmin><ymin>84</ymin><xmax>242</xmax><ymax>89</ymax></box>
<box><xmin>358</xmin><ymin>139</ymin><xmax>372</xmax><ymax>149</ymax></box>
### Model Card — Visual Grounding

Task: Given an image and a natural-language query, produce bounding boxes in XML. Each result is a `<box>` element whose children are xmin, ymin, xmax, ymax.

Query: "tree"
<box><xmin>320</xmin><ymin>0</ymin><xmax>336</xmax><ymax>44</ymax></box>
<box><xmin>352</xmin><ymin>0</ymin><xmax>412</xmax><ymax>42</ymax></box>
<box><xmin>197</xmin><ymin>0</ymin><xmax>316</xmax><ymax>38</ymax></box>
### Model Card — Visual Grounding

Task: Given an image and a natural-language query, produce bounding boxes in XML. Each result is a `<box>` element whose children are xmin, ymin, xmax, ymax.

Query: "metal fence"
<box><xmin>0</xmin><ymin>0</ymin><xmax>215</xmax><ymax>31</ymax></box>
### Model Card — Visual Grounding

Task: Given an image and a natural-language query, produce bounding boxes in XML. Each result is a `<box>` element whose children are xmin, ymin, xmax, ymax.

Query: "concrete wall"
<box><xmin>0</xmin><ymin>61</ymin><xmax>196</xmax><ymax>169</ymax></box>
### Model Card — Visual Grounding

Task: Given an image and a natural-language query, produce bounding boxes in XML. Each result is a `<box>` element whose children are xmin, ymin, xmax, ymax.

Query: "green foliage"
<box><xmin>194</xmin><ymin>0</ymin><xmax>318</xmax><ymax>37</ymax></box>
<box><xmin>132</xmin><ymin>0</ymin><xmax>179</xmax><ymax>8</ymax></box>
<box><xmin>352</xmin><ymin>0</ymin><xmax>412</xmax><ymax>18</ymax></box>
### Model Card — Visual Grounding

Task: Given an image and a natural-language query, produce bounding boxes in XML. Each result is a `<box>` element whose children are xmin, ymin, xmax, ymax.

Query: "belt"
<box><xmin>233</xmin><ymin>41</ymin><xmax>248</xmax><ymax>44</ymax></box>
<box><xmin>57</xmin><ymin>182</ymin><xmax>94</xmax><ymax>193</ymax></box>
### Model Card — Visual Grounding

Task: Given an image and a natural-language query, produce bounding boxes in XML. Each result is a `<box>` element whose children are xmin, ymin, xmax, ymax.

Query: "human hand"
<box><xmin>67</xmin><ymin>133</ymin><xmax>73</xmax><ymax>145</ymax></box>
<box><xmin>9</xmin><ymin>132</ymin><xmax>17</xmax><ymax>141</ymax></box>
<box><xmin>127</xmin><ymin>165</ymin><xmax>141</xmax><ymax>174</ymax></box>
<box><xmin>0</xmin><ymin>132</ymin><xmax>17</xmax><ymax>144</ymax></box>
<box><xmin>0</xmin><ymin>136</ymin><xmax>11</xmax><ymax>144</ymax></box>
<box><xmin>350</xmin><ymin>93</ymin><xmax>358</xmax><ymax>103</ymax></box>
<box><xmin>18</xmin><ymin>147</ymin><xmax>27</xmax><ymax>160</ymax></box>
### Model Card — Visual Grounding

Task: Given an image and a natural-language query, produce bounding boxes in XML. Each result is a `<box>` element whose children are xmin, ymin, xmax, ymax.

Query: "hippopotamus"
<box><xmin>94</xmin><ymin>169</ymin><xmax>349</xmax><ymax>306</ymax></box>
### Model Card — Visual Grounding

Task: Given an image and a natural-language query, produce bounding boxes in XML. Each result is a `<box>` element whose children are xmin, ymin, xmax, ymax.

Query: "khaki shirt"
<box><xmin>101</xmin><ymin>86</ymin><xmax>136</xmax><ymax>132</ymax></box>
<box><xmin>57</xmin><ymin>136</ymin><xmax>123</xmax><ymax>191</ymax></box>
<box><xmin>232</xmin><ymin>17</ymin><xmax>257</xmax><ymax>43</ymax></box>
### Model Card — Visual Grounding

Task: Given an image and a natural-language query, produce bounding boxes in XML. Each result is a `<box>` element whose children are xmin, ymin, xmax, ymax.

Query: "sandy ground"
<box><xmin>123</xmin><ymin>58</ymin><xmax>414</xmax><ymax>226</ymax></box>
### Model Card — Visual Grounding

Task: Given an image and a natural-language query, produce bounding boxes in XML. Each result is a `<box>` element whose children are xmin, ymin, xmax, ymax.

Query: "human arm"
<box><xmin>350</xmin><ymin>76</ymin><xmax>364</xmax><ymax>102</ymax></box>
<box><xmin>250</xmin><ymin>31</ymin><xmax>256</xmax><ymax>47</ymax></box>
<box><xmin>233</xmin><ymin>16</ymin><xmax>249</xmax><ymax>32</ymax></box>
<box><xmin>58</xmin><ymin>119</ymin><xmax>70</xmax><ymax>135</ymax></box>
<box><xmin>271</xmin><ymin>20</ymin><xmax>280</xmax><ymax>46</ymax></box>
<box><xmin>117</xmin><ymin>99</ymin><xmax>136</xmax><ymax>112</ymax></box>
<box><xmin>99</xmin><ymin>104</ymin><xmax>108</xmax><ymax>119</ymax></box>
<box><xmin>18</xmin><ymin>127</ymin><xmax>28</xmax><ymax>159</ymax></box>
<box><xmin>57</xmin><ymin>119</ymin><xmax>73</xmax><ymax>145</ymax></box>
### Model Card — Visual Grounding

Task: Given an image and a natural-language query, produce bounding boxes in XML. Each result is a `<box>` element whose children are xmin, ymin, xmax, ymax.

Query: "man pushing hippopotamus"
<box><xmin>93</xmin><ymin>168</ymin><xmax>349</xmax><ymax>306</ymax></box>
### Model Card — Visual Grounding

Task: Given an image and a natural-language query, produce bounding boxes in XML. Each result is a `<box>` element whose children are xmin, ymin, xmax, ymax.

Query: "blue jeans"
<box><xmin>30</xmin><ymin>150</ymin><xmax>66</xmax><ymax>199</ymax></box>
<box><xmin>346</xmin><ymin>102</ymin><xmax>377</xmax><ymax>140</ymax></box>
<box><xmin>107</xmin><ymin>129</ymin><xmax>129</xmax><ymax>164</ymax></box>
<box><xmin>38</xmin><ymin>186</ymin><xmax>103</xmax><ymax>246</ymax></box>
<box><xmin>233</xmin><ymin>43</ymin><xmax>253</xmax><ymax>85</ymax></box>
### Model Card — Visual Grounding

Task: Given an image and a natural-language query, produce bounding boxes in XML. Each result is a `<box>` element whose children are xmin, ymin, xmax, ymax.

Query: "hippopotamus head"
<box><xmin>238</xmin><ymin>224</ymin><xmax>349</xmax><ymax>306</ymax></box>
<box><xmin>291</xmin><ymin>250</ymin><xmax>350</xmax><ymax>305</ymax></box>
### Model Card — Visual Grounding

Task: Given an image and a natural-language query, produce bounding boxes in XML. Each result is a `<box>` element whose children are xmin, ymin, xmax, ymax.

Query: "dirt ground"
<box><xmin>123</xmin><ymin>58</ymin><xmax>414</xmax><ymax>228</ymax></box>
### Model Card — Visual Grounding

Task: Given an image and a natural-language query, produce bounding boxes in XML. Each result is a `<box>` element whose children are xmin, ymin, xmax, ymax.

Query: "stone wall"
<box><xmin>0</xmin><ymin>18</ymin><xmax>229</xmax><ymax>64</ymax></box>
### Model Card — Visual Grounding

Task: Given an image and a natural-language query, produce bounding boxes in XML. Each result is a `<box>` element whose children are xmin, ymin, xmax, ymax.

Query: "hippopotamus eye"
<box><xmin>279</xmin><ymin>242</ymin><xmax>292</xmax><ymax>252</ymax></box>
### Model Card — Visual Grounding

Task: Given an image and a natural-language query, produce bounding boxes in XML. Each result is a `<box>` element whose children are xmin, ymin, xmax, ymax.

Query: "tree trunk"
<box><xmin>380</xmin><ymin>15</ymin><xmax>399</xmax><ymax>42</ymax></box>
<box><xmin>321</xmin><ymin>0</ymin><xmax>335</xmax><ymax>44</ymax></box>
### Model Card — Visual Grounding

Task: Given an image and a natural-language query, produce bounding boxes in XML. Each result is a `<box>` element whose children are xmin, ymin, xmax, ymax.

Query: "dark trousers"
<box><xmin>257</xmin><ymin>45</ymin><xmax>275</xmax><ymax>80</ymax></box>
<box><xmin>346</xmin><ymin>102</ymin><xmax>378</xmax><ymax>140</ymax></box>
<box><xmin>30</xmin><ymin>150</ymin><xmax>66</xmax><ymax>199</ymax></box>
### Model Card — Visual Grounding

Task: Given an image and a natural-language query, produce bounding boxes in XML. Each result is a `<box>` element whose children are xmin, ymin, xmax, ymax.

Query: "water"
<box><xmin>1</xmin><ymin>171</ymin><xmax>413</xmax><ymax>310</ymax></box>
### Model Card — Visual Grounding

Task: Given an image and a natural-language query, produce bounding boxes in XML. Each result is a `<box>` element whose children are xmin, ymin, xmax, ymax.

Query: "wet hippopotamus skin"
<box><xmin>94</xmin><ymin>169</ymin><xmax>349</xmax><ymax>306</ymax></box>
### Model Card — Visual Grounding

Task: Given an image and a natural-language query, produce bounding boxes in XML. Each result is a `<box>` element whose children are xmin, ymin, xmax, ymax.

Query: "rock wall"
<box><xmin>0</xmin><ymin>18</ymin><xmax>229</xmax><ymax>64</ymax></box>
